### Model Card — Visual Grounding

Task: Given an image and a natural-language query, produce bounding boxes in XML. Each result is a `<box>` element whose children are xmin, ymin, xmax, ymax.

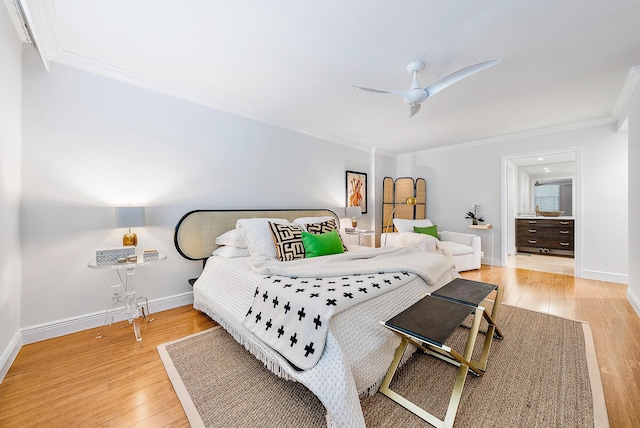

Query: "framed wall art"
<box><xmin>346</xmin><ymin>170</ymin><xmax>367</xmax><ymax>214</ymax></box>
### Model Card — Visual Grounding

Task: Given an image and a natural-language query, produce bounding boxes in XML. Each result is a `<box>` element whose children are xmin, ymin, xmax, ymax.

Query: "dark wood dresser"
<box><xmin>516</xmin><ymin>218</ymin><xmax>574</xmax><ymax>257</ymax></box>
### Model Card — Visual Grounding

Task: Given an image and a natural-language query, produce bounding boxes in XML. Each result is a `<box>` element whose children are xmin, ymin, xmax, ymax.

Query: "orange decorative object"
<box><xmin>123</xmin><ymin>232</ymin><xmax>138</xmax><ymax>247</ymax></box>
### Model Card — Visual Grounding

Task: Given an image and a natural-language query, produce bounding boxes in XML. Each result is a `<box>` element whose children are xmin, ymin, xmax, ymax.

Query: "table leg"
<box><xmin>124</xmin><ymin>266</ymin><xmax>144</xmax><ymax>341</ymax></box>
<box><xmin>132</xmin><ymin>317</ymin><xmax>141</xmax><ymax>341</ymax></box>
<box><xmin>137</xmin><ymin>296</ymin><xmax>154</xmax><ymax>322</ymax></box>
<box><xmin>96</xmin><ymin>299</ymin><xmax>120</xmax><ymax>339</ymax></box>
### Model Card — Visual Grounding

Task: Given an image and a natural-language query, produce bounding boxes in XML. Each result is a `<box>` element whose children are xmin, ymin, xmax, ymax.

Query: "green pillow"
<box><xmin>413</xmin><ymin>225</ymin><xmax>438</xmax><ymax>238</ymax></box>
<box><xmin>301</xmin><ymin>230</ymin><xmax>345</xmax><ymax>258</ymax></box>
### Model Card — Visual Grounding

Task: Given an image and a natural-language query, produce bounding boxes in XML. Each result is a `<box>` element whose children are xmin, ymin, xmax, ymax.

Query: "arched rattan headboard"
<box><xmin>174</xmin><ymin>209</ymin><xmax>340</xmax><ymax>261</ymax></box>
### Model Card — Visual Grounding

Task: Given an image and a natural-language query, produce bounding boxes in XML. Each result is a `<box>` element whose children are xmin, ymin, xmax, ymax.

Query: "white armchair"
<box><xmin>437</xmin><ymin>231</ymin><xmax>482</xmax><ymax>272</ymax></box>
<box><xmin>381</xmin><ymin>219</ymin><xmax>482</xmax><ymax>271</ymax></box>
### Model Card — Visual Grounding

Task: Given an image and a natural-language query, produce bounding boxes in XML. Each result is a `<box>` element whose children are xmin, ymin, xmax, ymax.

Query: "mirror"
<box><xmin>533</xmin><ymin>179</ymin><xmax>573</xmax><ymax>216</ymax></box>
<box><xmin>512</xmin><ymin>155</ymin><xmax>575</xmax><ymax>216</ymax></box>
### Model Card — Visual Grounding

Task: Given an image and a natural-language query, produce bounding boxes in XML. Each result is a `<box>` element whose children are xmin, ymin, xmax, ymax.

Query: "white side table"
<box><xmin>88</xmin><ymin>253</ymin><xmax>166</xmax><ymax>341</ymax></box>
<box><xmin>345</xmin><ymin>229</ymin><xmax>374</xmax><ymax>246</ymax></box>
<box><xmin>465</xmin><ymin>225</ymin><xmax>495</xmax><ymax>267</ymax></box>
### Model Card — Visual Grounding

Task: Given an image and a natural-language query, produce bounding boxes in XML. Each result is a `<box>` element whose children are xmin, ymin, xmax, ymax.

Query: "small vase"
<box><xmin>472</xmin><ymin>219</ymin><xmax>478</xmax><ymax>225</ymax></box>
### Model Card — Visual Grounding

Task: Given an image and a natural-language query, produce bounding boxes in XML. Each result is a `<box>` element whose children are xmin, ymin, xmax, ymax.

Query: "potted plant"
<box><xmin>465</xmin><ymin>211</ymin><xmax>484</xmax><ymax>226</ymax></box>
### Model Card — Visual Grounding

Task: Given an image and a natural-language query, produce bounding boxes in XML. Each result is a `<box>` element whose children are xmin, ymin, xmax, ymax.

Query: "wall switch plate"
<box><xmin>111</xmin><ymin>284</ymin><xmax>121</xmax><ymax>298</ymax></box>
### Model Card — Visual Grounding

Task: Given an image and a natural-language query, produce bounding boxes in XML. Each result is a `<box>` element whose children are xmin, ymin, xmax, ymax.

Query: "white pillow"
<box><xmin>214</xmin><ymin>229</ymin><xmax>247</xmax><ymax>248</ymax></box>
<box><xmin>393</xmin><ymin>218</ymin><xmax>434</xmax><ymax>233</ymax></box>
<box><xmin>236</xmin><ymin>218</ymin><xmax>289</xmax><ymax>262</ymax></box>
<box><xmin>212</xmin><ymin>246</ymin><xmax>250</xmax><ymax>258</ymax></box>
<box><xmin>292</xmin><ymin>216</ymin><xmax>335</xmax><ymax>231</ymax></box>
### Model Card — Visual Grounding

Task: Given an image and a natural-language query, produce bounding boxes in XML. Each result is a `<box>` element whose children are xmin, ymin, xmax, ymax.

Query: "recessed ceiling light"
<box><xmin>537</xmin><ymin>157</ymin><xmax>544</xmax><ymax>161</ymax></box>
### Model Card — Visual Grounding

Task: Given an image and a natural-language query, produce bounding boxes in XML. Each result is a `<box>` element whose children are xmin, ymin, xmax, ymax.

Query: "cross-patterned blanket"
<box><xmin>242</xmin><ymin>271</ymin><xmax>415</xmax><ymax>370</ymax></box>
<box><xmin>196</xmin><ymin>246</ymin><xmax>457</xmax><ymax>427</ymax></box>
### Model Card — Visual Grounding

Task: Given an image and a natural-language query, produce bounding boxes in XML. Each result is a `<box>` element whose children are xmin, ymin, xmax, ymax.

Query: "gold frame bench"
<box><xmin>379</xmin><ymin>278</ymin><xmax>504</xmax><ymax>428</ymax></box>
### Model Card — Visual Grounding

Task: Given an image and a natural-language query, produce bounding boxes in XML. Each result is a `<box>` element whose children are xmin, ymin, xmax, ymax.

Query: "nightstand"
<box><xmin>88</xmin><ymin>252</ymin><xmax>167</xmax><ymax>341</ymax></box>
<box><xmin>345</xmin><ymin>229</ymin><xmax>374</xmax><ymax>246</ymax></box>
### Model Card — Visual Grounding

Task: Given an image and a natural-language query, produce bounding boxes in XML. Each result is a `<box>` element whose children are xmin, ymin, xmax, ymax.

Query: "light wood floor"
<box><xmin>507</xmin><ymin>253</ymin><xmax>575</xmax><ymax>276</ymax></box>
<box><xmin>1</xmin><ymin>266</ymin><xmax>639</xmax><ymax>427</ymax></box>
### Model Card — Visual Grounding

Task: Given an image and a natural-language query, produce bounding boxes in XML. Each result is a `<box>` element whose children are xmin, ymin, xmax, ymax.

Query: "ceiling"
<box><xmin>510</xmin><ymin>152</ymin><xmax>576</xmax><ymax>178</ymax></box>
<box><xmin>14</xmin><ymin>0</ymin><xmax>640</xmax><ymax>155</ymax></box>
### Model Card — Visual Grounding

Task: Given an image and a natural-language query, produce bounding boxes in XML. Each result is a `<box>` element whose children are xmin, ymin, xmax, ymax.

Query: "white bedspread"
<box><xmin>251</xmin><ymin>246</ymin><xmax>453</xmax><ymax>281</ymax></box>
<box><xmin>193</xmin><ymin>246</ymin><xmax>457</xmax><ymax>427</ymax></box>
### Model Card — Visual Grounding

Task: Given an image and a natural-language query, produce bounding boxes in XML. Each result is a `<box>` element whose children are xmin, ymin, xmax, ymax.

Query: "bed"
<box><xmin>174</xmin><ymin>209</ymin><xmax>458</xmax><ymax>427</ymax></box>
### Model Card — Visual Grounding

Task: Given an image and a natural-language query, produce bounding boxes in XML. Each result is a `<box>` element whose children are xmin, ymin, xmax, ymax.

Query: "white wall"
<box><xmin>19</xmin><ymin>49</ymin><xmax>376</xmax><ymax>337</ymax></box>
<box><xmin>398</xmin><ymin>124</ymin><xmax>628</xmax><ymax>283</ymax></box>
<box><xmin>517</xmin><ymin>168</ymin><xmax>531</xmax><ymax>213</ymax></box>
<box><xmin>0</xmin><ymin>9</ymin><xmax>24</xmax><ymax>380</ymax></box>
<box><xmin>628</xmin><ymin>79</ymin><xmax>640</xmax><ymax>315</ymax></box>
<box><xmin>371</xmin><ymin>150</ymin><xmax>397</xmax><ymax>247</ymax></box>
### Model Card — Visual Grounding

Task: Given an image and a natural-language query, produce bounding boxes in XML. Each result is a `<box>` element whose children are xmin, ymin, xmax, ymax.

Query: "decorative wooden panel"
<box><xmin>382</xmin><ymin>177</ymin><xmax>427</xmax><ymax>233</ymax></box>
<box><xmin>382</xmin><ymin>177</ymin><xmax>395</xmax><ymax>234</ymax></box>
<box><xmin>415</xmin><ymin>178</ymin><xmax>427</xmax><ymax>219</ymax></box>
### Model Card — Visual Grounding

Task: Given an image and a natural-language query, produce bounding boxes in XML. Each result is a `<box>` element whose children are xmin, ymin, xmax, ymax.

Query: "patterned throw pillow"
<box><xmin>305</xmin><ymin>219</ymin><xmax>348</xmax><ymax>252</ymax></box>
<box><xmin>268</xmin><ymin>222</ymin><xmax>306</xmax><ymax>261</ymax></box>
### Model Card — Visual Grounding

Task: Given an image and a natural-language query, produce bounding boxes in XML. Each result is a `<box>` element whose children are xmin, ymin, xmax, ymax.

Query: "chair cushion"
<box><xmin>437</xmin><ymin>241</ymin><xmax>474</xmax><ymax>256</ymax></box>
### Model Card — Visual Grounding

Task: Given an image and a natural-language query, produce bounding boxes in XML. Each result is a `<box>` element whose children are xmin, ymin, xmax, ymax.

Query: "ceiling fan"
<box><xmin>352</xmin><ymin>59</ymin><xmax>501</xmax><ymax>118</ymax></box>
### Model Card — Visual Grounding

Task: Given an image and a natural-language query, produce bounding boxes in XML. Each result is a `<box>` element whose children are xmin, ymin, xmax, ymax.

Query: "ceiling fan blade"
<box><xmin>409</xmin><ymin>103</ymin><xmax>421</xmax><ymax>118</ymax></box>
<box><xmin>424</xmin><ymin>59</ymin><xmax>501</xmax><ymax>97</ymax></box>
<box><xmin>352</xmin><ymin>85</ymin><xmax>410</xmax><ymax>96</ymax></box>
<box><xmin>352</xmin><ymin>85</ymin><xmax>392</xmax><ymax>94</ymax></box>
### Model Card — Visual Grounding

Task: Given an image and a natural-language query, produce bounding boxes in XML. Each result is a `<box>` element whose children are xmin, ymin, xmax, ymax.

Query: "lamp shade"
<box><xmin>114</xmin><ymin>206</ymin><xmax>146</xmax><ymax>228</ymax></box>
<box><xmin>345</xmin><ymin>206</ymin><xmax>362</xmax><ymax>218</ymax></box>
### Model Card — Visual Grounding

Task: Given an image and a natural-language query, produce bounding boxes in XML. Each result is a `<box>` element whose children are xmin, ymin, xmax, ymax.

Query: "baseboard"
<box><xmin>481</xmin><ymin>256</ymin><xmax>501</xmax><ymax>266</ymax></box>
<box><xmin>627</xmin><ymin>287</ymin><xmax>640</xmax><ymax>318</ymax></box>
<box><xmin>578</xmin><ymin>268</ymin><xmax>629</xmax><ymax>284</ymax></box>
<box><xmin>21</xmin><ymin>291</ymin><xmax>194</xmax><ymax>345</ymax></box>
<box><xmin>0</xmin><ymin>330</ymin><xmax>22</xmax><ymax>384</ymax></box>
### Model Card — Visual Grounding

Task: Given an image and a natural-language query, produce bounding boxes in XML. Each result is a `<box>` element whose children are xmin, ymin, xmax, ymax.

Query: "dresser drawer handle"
<box><xmin>528</xmin><ymin>229</ymin><xmax>537</xmax><ymax>233</ymax></box>
<box><xmin>560</xmin><ymin>242</ymin><xmax>570</xmax><ymax>246</ymax></box>
<box><xmin>560</xmin><ymin>221</ymin><xmax>570</xmax><ymax>225</ymax></box>
<box><xmin>528</xmin><ymin>240</ymin><xmax>537</xmax><ymax>244</ymax></box>
<box><xmin>560</xmin><ymin>230</ymin><xmax>570</xmax><ymax>234</ymax></box>
<box><xmin>528</xmin><ymin>220</ymin><xmax>537</xmax><ymax>224</ymax></box>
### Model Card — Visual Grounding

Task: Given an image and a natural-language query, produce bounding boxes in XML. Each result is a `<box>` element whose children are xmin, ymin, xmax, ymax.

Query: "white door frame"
<box><xmin>500</xmin><ymin>147</ymin><xmax>581</xmax><ymax>275</ymax></box>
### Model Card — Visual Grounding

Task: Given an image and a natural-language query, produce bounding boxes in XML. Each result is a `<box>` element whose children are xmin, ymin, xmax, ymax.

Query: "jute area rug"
<box><xmin>158</xmin><ymin>305</ymin><xmax>608</xmax><ymax>427</ymax></box>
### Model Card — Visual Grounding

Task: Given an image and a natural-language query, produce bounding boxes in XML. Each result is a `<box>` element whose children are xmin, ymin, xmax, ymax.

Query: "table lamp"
<box><xmin>384</xmin><ymin>197</ymin><xmax>417</xmax><ymax>246</ymax></box>
<box><xmin>345</xmin><ymin>206</ymin><xmax>362</xmax><ymax>228</ymax></box>
<box><xmin>115</xmin><ymin>206</ymin><xmax>145</xmax><ymax>246</ymax></box>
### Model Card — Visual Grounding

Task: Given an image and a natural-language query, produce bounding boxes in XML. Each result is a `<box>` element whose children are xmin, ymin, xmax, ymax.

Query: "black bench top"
<box><xmin>432</xmin><ymin>278</ymin><xmax>497</xmax><ymax>306</ymax></box>
<box><xmin>385</xmin><ymin>295</ymin><xmax>475</xmax><ymax>347</ymax></box>
<box><xmin>384</xmin><ymin>278</ymin><xmax>498</xmax><ymax>347</ymax></box>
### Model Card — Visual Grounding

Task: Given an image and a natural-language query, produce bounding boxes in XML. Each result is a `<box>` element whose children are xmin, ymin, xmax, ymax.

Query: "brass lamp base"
<box><xmin>123</xmin><ymin>233</ymin><xmax>138</xmax><ymax>247</ymax></box>
<box><xmin>351</xmin><ymin>218</ymin><xmax>358</xmax><ymax>228</ymax></box>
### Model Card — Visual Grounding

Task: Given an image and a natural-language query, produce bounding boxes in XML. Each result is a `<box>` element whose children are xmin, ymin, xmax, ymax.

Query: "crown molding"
<box><xmin>44</xmin><ymin>48</ymin><xmax>623</xmax><ymax>160</ymax></box>
<box><xmin>18</xmin><ymin>0</ymin><xmax>60</xmax><ymax>70</ymax></box>
<box><xmin>3</xmin><ymin>0</ymin><xmax>32</xmax><ymax>44</ymax></box>
<box><xmin>51</xmin><ymin>50</ymin><xmax>376</xmax><ymax>155</ymax></box>
<box><xmin>612</xmin><ymin>66</ymin><xmax>640</xmax><ymax>132</ymax></box>
<box><xmin>404</xmin><ymin>117</ymin><xmax>615</xmax><ymax>156</ymax></box>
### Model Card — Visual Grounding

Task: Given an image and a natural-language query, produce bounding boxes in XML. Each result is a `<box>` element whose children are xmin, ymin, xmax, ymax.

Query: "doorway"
<box><xmin>501</xmin><ymin>149</ymin><xmax>579</xmax><ymax>275</ymax></box>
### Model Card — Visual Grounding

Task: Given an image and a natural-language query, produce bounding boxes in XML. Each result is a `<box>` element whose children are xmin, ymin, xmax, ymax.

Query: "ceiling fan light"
<box><xmin>403</xmin><ymin>89</ymin><xmax>428</xmax><ymax>105</ymax></box>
